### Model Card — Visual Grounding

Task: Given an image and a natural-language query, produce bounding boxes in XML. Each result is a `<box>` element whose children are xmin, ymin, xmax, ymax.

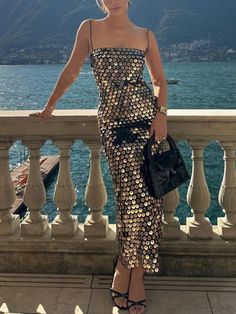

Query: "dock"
<box><xmin>10</xmin><ymin>155</ymin><xmax>59</xmax><ymax>215</ymax></box>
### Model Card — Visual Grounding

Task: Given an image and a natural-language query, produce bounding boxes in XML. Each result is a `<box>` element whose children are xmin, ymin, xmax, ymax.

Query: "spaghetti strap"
<box><xmin>144</xmin><ymin>28</ymin><xmax>149</xmax><ymax>55</ymax></box>
<box><xmin>89</xmin><ymin>19</ymin><xmax>94</xmax><ymax>51</ymax></box>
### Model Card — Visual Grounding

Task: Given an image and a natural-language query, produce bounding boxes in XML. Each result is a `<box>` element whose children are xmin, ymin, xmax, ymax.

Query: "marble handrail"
<box><xmin>0</xmin><ymin>109</ymin><xmax>235</xmax><ymax>241</ymax></box>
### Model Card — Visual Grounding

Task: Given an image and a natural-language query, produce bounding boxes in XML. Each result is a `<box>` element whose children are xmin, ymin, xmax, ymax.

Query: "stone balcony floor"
<box><xmin>0</xmin><ymin>273</ymin><xmax>236</xmax><ymax>314</ymax></box>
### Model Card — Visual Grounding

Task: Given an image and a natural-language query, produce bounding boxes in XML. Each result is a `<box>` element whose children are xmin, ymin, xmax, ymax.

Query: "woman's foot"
<box><xmin>110</xmin><ymin>259</ymin><xmax>132</xmax><ymax>308</ymax></box>
<box><xmin>128</xmin><ymin>266</ymin><xmax>146</xmax><ymax>314</ymax></box>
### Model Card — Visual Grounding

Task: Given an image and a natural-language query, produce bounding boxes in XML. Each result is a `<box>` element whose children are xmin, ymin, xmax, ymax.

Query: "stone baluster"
<box><xmin>83</xmin><ymin>140</ymin><xmax>108</xmax><ymax>237</ymax></box>
<box><xmin>21</xmin><ymin>140</ymin><xmax>48</xmax><ymax>236</ymax></box>
<box><xmin>217</xmin><ymin>141</ymin><xmax>236</xmax><ymax>239</ymax></box>
<box><xmin>0</xmin><ymin>141</ymin><xmax>20</xmax><ymax>235</ymax></box>
<box><xmin>186</xmin><ymin>140</ymin><xmax>212</xmax><ymax>239</ymax></box>
<box><xmin>162</xmin><ymin>189</ymin><xmax>181</xmax><ymax>239</ymax></box>
<box><xmin>160</xmin><ymin>138</ymin><xmax>181</xmax><ymax>239</ymax></box>
<box><xmin>51</xmin><ymin>140</ymin><xmax>77</xmax><ymax>236</ymax></box>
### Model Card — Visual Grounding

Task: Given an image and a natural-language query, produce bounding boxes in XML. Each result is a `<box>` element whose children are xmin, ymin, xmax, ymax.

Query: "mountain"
<box><xmin>145</xmin><ymin>0</ymin><xmax>236</xmax><ymax>47</ymax></box>
<box><xmin>0</xmin><ymin>0</ymin><xmax>235</xmax><ymax>54</ymax></box>
<box><xmin>0</xmin><ymin>0</ymin><xmax>95</xmax><ymax>49</ymax></box>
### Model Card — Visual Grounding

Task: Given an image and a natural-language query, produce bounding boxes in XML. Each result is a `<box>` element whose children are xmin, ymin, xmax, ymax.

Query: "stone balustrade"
<box><xmin>0</xmin><ymin>109</ymin><xmax>235</xmax><ymax>276</ymax></box>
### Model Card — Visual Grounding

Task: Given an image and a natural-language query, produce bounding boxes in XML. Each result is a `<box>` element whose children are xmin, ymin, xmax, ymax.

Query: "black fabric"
<box><xmin>141</xmin><ymin>134</ymin><xmax>191</xmax><ymax>198</ymax></box>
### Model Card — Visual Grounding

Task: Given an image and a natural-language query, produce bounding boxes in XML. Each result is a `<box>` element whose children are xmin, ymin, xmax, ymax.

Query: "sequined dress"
<box><xmin>89</xmin><ymin>21</ymin><xmax>164</xmax><ymax>274</ymax></box>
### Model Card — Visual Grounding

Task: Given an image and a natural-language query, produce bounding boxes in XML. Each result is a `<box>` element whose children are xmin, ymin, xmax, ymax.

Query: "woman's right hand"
<box><xmin>29</xmin><ymin>104</ymin><xmax>55</xmax><ymax>121</ymax></box>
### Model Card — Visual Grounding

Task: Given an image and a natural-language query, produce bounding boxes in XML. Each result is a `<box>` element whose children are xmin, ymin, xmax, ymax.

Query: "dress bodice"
<box><xmin>90</xmin><ymin>47</ymin><xmax>159</xmax><ymax>133</ymax></box>
<box><xmin>90</xmin><ymin>47</ymin><xmax>157</xmax><ymax>105</ymax></box>
<box><xmin>90</xmin><ymin>47</ymin><xmax>145</xmax><ymax>84</ymax></box>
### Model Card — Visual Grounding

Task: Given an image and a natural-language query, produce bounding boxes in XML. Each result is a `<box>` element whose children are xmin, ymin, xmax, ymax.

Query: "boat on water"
<box><xmin>148</xmin><ymin>78</ymin><xmax>179</xmax><ymax>85</ymax></box>
<box><xmin>11</xmin><ymin>155</ymin><xmax>59</xmax><ymax>215</ymax></box>
<box><xmin>166</xmin><ymin>78</ymin><xmax>179</xmax><ymax>84</ymax></box>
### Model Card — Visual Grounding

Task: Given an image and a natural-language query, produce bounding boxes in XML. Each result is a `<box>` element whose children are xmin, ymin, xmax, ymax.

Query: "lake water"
<box><xmin>0</xmin><ymin>61</ymin><xmax>236</xmax><ymax>224</ymax></box>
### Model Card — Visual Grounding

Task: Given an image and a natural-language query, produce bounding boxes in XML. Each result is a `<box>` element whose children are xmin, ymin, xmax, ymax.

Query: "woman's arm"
<box><xmin>30</xmin><ymin>19</ymin><xmax>91</xmax><ymax>118</ymax></box>
<box><xmin>145</xmin><ymin>30</ymin><xmax>168</xmax><ymax>109</ymax></box>
<box><xmin>145</xmin><ymin>30</ymin><xmax>168</xmax><ymax>143</ymax></box>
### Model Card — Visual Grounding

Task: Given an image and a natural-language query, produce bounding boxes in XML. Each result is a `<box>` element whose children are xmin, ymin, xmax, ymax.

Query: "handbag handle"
<box><xmin>145</xmin><ymin>133</ymin><xmax>178</xmax><ymax>163</ymax></box>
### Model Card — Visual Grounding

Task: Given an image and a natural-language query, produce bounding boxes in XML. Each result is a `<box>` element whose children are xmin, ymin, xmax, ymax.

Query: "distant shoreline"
<box><xmin>1</xmin><ymin>60</ymin><xmax>236</xmax><ymax>66</ymax></box>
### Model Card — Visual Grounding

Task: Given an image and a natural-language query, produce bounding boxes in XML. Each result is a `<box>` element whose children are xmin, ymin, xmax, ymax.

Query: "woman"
<box><xmin>30</xmin><ymin>0</ymin><xmax>168</xmax><ymax>313</ymax></box>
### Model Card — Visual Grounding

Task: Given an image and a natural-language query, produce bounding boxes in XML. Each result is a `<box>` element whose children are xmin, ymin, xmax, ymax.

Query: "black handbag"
<box><xmin>140</xmin><ymin>133</ymin><xmax>191</xmax><ymax>198</ymax></box>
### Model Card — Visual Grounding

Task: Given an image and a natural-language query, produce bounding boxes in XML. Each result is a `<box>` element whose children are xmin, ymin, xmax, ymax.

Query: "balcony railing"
<box><xmin>0</xmin><ymin>109</ymin><xmax>236</xmax><ymax>276</ymax></box>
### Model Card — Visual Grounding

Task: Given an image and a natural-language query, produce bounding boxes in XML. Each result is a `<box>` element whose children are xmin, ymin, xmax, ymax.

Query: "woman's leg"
<box><xmin>111</xmin><ymin>257</ymin><xmax>131</xmax><ymax>308</ymax></box>
<box><xmin>128</xmin><ymin>266</ymin><xmax>146</xmax><ymax>314</ymax></box>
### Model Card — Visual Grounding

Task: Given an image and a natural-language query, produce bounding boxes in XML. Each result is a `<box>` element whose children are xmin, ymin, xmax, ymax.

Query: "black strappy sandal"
<box><xmin>127</xmin><ymin>271</ymin><xmax>146</xmax><ymax>313</ymax></box>
<box><xmin>127</xmin><ymin>299</ymin><xmax>147</xmax><ymax>313</ymax></box>
<box><xmin>110</xmin><ymin>254</ymin><xmax>130</xmax><ymax>310</ymax></box>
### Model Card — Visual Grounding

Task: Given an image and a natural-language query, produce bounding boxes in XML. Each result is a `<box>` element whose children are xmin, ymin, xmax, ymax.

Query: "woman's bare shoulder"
<box><xmin>86</xmin><ymin>18</ymin><xmax>106</xmax><ymax>25</ymax></box>
<box><xmin>132</xmin><ymin>23</ymin><xmax>149</xmax><ymax>32</ymax></box>
<box><xmin>78</xmin><ymin>18</ymin><xmax>104</xmax><ymax>27</ymax></box>
<box><xmin>76</xmin><ymin>18</ymin><xmax>105</xmax><ymax>34</ymax></box>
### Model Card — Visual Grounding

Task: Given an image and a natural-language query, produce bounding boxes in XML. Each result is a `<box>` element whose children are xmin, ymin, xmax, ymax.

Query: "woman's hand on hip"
<box><xmin>149</xmin><ymin>112</ymin><xmax>167</xmax><ymax>144</ymax></box>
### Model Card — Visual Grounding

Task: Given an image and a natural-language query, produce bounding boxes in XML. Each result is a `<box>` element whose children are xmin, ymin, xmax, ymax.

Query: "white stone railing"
<box><xmin>0</xmin><ymin>109</ymin><xmax>235</xmax><ymax>276</ymax></box>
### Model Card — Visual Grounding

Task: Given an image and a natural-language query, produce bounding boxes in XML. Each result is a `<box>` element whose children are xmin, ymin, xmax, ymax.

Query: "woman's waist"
<box><xmin>98</xmin><ymin>76</ymin><xmax>146</xmax><ymax>90</ymax></box>
<box><xmin>97</xmin><ymin>100</ymin><xmax>157</xmax><ymax>129</ymax></box>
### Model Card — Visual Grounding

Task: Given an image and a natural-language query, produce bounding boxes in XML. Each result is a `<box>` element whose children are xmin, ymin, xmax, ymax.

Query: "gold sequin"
<box><xmin>90</xmin><ymin>47</ymin><xmax>163</xmax><ymax>274</ymax></box>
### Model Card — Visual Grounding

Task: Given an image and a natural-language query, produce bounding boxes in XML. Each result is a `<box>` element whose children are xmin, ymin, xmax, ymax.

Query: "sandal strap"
<box><xmin>128</xmin><ymin>299</ymin><xmax>146</xmax><ymax>307</ymax></box>
<box><xmin>110</xmin><ymin>288</ymin><xmax>128</xmax><ymax>298</ymax></box>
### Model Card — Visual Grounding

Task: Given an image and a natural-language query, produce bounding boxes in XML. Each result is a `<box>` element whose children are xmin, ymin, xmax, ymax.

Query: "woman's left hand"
<box><xmin>149</xmin><ymin>112</ymin><xmax>167</xmax><ymax>143</ymax></box>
